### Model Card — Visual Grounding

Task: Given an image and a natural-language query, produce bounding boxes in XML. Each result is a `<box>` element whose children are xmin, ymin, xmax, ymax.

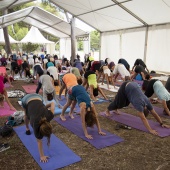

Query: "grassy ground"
<box><xmin>0</xmin><ymin>78</ymin><xmax>170</xmax><ymax>170</ymax></box>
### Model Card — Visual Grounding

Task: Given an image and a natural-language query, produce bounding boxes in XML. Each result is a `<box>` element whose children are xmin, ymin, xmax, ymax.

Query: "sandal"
<box><xmin>26</xmin><ymin>130</ymin><xmax>31</xmax><ymax>135</ymax></box>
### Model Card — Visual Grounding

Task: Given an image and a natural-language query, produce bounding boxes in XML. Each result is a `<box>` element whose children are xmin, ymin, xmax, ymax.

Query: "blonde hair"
<box><xmin>39</xmin><ymin>117</ymin><xmax>52</xmax><ymax>146</ymax></box>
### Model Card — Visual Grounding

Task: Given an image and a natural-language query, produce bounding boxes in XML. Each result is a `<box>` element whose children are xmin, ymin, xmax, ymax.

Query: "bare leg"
<box><xmin>25</xmin><ymin>115</ymin><xmax>30</xmax><ymax>131</ymax></box>
<box><xmin>60</xmin><ymin>97</ymin><xmax>72</xmax><ymax>121</ymax></box>
<box><xmin>69</xmin><ymin>100</ymin><xmax>77</xmax><ymax>119</ymax></box>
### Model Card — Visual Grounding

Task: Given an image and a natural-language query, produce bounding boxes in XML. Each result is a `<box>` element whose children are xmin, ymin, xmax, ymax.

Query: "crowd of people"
<box><xmin>0</xmin><ymin>52</ymin><xmax>170</xmax><ymax>162</ymax></box>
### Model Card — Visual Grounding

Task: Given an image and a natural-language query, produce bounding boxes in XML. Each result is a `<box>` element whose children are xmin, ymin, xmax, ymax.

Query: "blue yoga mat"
<box><xmin>45</xmin><ymin>99</ymin><xmax>71</xmax><ymax>115</ymax></box>
<box><xmin>14</xmin><ymin>126</ymin><xmax>81</xmax><ymax>170</ymax></box>
<box><xmin>55</xmin><ymin>115</ymin><xmax>123</xmax><ymax>149</ymax></box>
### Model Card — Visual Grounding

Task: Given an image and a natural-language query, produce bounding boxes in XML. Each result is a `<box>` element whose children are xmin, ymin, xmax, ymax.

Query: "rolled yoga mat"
<box><xmin>14</xmin><ymin>126</ymin><xmax>81</xmax><ymax>170</ymax></box>
<box><xmin>54</xmin><ymin>115</ymin><xmax>124</xmax><ymax>149</ymax></box>
<box><xmin>100</xmin><ymin>111</ymin><xmax>170</xmax><ymax>137</ymax></box>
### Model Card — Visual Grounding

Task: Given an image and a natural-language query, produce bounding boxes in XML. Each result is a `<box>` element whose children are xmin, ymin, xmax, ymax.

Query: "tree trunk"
<box><xmin>70</xmin><ymin>17</ymin><xmax>76</xmax><ymax>64</ymax></box>
<box><xmin>3</xmin><ymin>9</ymin><xmax>12</xmax><ymax>56</ymax></box>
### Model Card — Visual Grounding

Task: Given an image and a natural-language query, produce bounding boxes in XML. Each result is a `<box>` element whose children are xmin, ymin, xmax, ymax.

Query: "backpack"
<box><xmin>0</xmin><ymin>125</ymin><xmax>13</xmax><ymax>137</ymax></box>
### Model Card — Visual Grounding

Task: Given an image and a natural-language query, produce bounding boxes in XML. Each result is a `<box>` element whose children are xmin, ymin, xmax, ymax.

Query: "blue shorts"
<box><xmin>21</xmin><ymin>93</ymin><xmax>43</xmax><ymax>109</ymax></box>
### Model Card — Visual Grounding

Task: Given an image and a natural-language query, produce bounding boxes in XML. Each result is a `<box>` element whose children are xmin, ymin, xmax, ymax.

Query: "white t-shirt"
<box><xmin>113</xmin><ymin>64</ymin><xmax>130</xmax><ymax>78</ymax></box>
<box><xmin>47</xmin><ymin>66</ymin><xmax>58</xmax><ymax>80</ymax></box>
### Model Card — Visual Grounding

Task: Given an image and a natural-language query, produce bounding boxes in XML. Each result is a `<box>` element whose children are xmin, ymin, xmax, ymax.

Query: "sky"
<box><xmin>35</xmin><ymin>0</ymin><xmax>94</xmax><ymax>32</ymax></box>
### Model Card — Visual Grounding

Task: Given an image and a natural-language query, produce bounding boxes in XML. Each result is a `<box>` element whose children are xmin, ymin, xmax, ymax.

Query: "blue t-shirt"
<box><xmin>72</xmin><ymin>85</ymin><xmax>91</xmax><ymax>108</ymax></box>
<box><xmin>125</xmin><ymin>82</ymin><xmax>153</xmax><ymax>112</ymax></box>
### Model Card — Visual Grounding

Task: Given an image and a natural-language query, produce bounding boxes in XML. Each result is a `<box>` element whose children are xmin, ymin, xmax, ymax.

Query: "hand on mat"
<box><xmin>149</xmin><ymin>129</ymin><xmax>158</xmax><ymax>135</ymax></box>
<box><xmin>58</xmin><ymin>105</ymin><xmax>63</xmax><ymax>109</ymax></box>
<box><xmin>98</xmin><ymin>131</ymin><xmax>106</xmax><ymax>136</ymax></box>
<box><xmin>85</xmin><ymin>134</ymin><xmax>93</xmax><ymax>139</ymax></box>
<box><xmin>58</xmin><ymin>96</ymin><xmax>62</xmax><ymax>100</ymax></box>
<box><xmin>10</xmin><ymin>107</ymin><xmax>16</xmax><ymax>111</ymax></box>
<box><xmin>40</xmin><ymin>156</ymin><xmax>50</xmax><ymax>163</ymax></box>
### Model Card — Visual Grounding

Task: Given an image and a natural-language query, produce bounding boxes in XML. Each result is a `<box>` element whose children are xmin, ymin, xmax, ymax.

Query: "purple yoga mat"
<box><xmin>133</xmin><ymin>80</ymin><xmax>143</xmax><ymax>86</ymax></box>
<box><xmin>154</xmin><ymin>106</ymin><xmax>170</xmax><ymax>119</ymax></box>
<box><xmin>0</xmin><ymin>102</ymin><xmax>16</xmax><ymax>117</ymax></box>
<box><xmin>54</xmin><ymin>115</ymin><xmax>123</xmax><ymax>149</ymax></box>
<box><xmin>100</xmin><ymin>111</ymin><xmax>170</xmax><ymax>137</ymax></box>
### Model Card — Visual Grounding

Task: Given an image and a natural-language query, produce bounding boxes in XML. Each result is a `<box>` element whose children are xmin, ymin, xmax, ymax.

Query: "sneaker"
<box><xmin>0</xmin><ymin>143</ymin><xmax>10</xmax><ymax>152</ymax></box>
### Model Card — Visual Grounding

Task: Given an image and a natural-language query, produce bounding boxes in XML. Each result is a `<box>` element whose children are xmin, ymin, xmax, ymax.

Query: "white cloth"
<box><xmin>103</xmin><ymin>68</ymin><xmax>111</xmax><ymax>76</ymax></box>
<box><xmin>47</xmin><ymin>66</ymin><xmax>58</xmax><ymax>80</ymax></box>
<box><xmin>28</xmin><ymin>58</ymin><xmax>34</xmax><ymax>65</ymax></box>
<box><xmin>113</xmin><ymin>64</ymin><xmax>130</xmax><ymax>78</ymax></box>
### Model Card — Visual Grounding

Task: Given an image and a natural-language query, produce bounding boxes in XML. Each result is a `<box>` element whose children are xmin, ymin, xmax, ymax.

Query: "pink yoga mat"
<box><xmin>22</xmin><ymin>85</ymin><xmax>42</xmax><ymax>93</ymax></box>
<box><xmin>0</xmin><ymin>102</ymin><xmax>16</xmax><ymax>117</ymax></box>
<box><xmin>4</xmin><ymin>83</ymin><xmax>10</xmax><ymax>88</ymax></box>
<box><xmin>100</xmin><ymin>111</ymin><xmax>170</xmax><ymax>137</ymax></box>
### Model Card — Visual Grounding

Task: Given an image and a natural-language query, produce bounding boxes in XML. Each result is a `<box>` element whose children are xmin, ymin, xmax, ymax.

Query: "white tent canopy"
<box><xmin>50</xmin><ymin>0</ymin><xmax>170</xmax><ymax>32</ymax></box>
<box><xmin>50</xmin><ymin>0</ymin><xmax>170</xmax><ymax>73</ymax></box>
<box><xmin>0</xmin><ymin>28</ymin><xmax>19</xmax><ymax>44</ymax></box>
<box><xmin>20</xmin><ymin>26</ymin><xmax>54</xmax><ymax>44</ymax></box>
<box><xmin>0</xmin><ymin>0</ymin><xmax>35</xmax><ymax>10</ymax></box>
<box><xmin>0</xmin><ymin>6</ymin><xmax>87</xmax><ymax>38</ymax></box>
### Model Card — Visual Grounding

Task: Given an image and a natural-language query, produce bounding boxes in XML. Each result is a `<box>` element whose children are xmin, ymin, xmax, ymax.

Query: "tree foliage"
<box><xmin>90</xmin><ymin>31</ymin><xmax>100</xmax><ymax>51</ymax></box>
<box><xmin>22</xmin><ymin>42</ymin><xmax>39</xmax><ymax>53</ymax></box>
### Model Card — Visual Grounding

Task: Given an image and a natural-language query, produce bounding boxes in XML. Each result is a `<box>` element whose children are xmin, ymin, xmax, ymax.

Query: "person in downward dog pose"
<box><xmin>61</xmin><ymin>84</ymin><xmax>106</xmax><ymax>139</ymax></box>
<box><xmin>21</xmin><ymin>93</ymin><xmax>55</xmax><ymax>163</ymax></box>
<box><xmin>82</xmin><ymin>70</ymin><xmax>108</xmax><ymax>101</ymax></box>
<box><xmin>106</xmin><ymin>81</ymin><xmax>169</xmax><ymax>135</ymax></box>
<box><xmin>144</xmin><ymin>78</ymin><xmax>170</xmax><ymax>116</ymax></box>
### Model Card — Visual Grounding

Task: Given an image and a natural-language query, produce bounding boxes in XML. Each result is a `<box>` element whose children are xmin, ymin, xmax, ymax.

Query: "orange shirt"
<box><xmin>63</xmin><ymin>73</ymin><xmax>78</xmax><ymax>88</ymax></box>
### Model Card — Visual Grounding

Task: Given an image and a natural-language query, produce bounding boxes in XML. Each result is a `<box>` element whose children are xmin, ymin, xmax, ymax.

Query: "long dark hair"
<box><xmin>39</xmin><ymin>117</ymin><xmax>52</xmax><ymax>146</ymax></box>
<box><xmin>85</xmin><ymin>109</ymin><xmax>97</xmax><ymax>127</ymax></box>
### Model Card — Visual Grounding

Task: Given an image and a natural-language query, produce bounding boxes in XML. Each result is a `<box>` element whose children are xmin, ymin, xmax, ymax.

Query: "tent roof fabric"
<box><xmin>0</xmin><ymin>6</ymin><xmax>87</xmax><ymax>38</ymax></box>
<box><xmin>0</xmin><ymin>28</ymin><xmax>19</xmax><ymax>44</ymax></box>
<box><xmin>50</xmin><ymin>0</ymin><xmax>170</xmax><ymax>32</ymax></box>
<box><xmin>0</xmin><ymin>0</ymin><xmax>35</xmax><ymax>10</ymax></box>
<box><xmin>21</xmin><ymin>26</ymin><xmax>54</xmax><ymax>44</ymax></box>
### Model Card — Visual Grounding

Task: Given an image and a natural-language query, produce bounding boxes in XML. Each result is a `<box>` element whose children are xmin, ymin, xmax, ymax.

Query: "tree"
<box><xmin>90</xmin><ymin>31</ymin><xmax>100</xmax><ymax>51</ymax></box>
<box><xmin>22</xmin><ymin>42</ymin><xmax>39</xmax><ymax>54</ymax></box>
<box><xmin>77</xmin><ymin>41</ymin><xmax>83</xmax><ymax>51</ymax></box>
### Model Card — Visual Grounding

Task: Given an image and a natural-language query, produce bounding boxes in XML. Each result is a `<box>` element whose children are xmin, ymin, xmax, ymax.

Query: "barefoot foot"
<box><xmin>60</xmin><ymin>114</ymin><xmax>66</xmax><ymax>121</ymax></box>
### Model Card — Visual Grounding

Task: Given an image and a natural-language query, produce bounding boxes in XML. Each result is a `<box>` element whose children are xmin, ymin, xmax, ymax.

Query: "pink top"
<box><xmin>0</xmin><ymin>75</ymin><xmax>4</xmax><ymax>93</ymax></box>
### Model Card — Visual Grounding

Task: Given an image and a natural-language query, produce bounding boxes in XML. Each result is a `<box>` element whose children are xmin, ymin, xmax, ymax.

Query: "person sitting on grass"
<box><xmin>21</xmin><ymin>93</ymin><xmax>55</xmax><ymax>163</ymax></box>
<box><xmin>60</xmin><ymin>84</ymin><xmax>106</xmax><ymax>139</ymax></box>
<box><xmin>82</xmin><ymin>70</ymin><xmax>108</xmax><ymax>101</ymax></box>
<box><xmin>144</xmin><ymin>78</ymin><xmax>170</xmax><ymax>116</ymax></box>
<box><xmin>105</xmin><ymin>81</ymin><xmax>169</xmax><ymax>135</ymax></box>
<box><xmin>0</xmin><ymin>75</ymin><xmax>15</xmax><ymax>110</ymax></box>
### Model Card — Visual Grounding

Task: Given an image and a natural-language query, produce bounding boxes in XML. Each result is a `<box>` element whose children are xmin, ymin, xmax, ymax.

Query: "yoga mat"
<box><xmin>14</xmin><ymin>126</ymin><xmax>81</xmax><ymax>170</ymax></box>
<box><xmin>55</xmin><ymin>115</ymin><xmax>124</xmax><ymax>149</ymax></box>
<box><xmin>45</xmin><ymin>99</ymin><xmax>71</xmax><ymax>115</ymax></box>
<box><xmin>4</xmin><ymin>83</ymin><xmax>10</xmax><ymax>88</ymax></box>
<box><xmin>98</xmin><ymin>83</ymin><xmax>119</xmax><ymax>92</ymax></box>
<box><xmin>133</xmin><ymin>80</ymin><xmax>143</xmax><ymax>86</ymax></box>
<box><xmin>0</xmin><ymin>102</ymin><xmax>16</xmax><ymax>117</ymax></box>
<box><xmin>22</xmin><ymin>85</ymin><xmax>42</xmax><ymax>93</ymax></box>
<box><xmin>151</xmin><ymin>76</ymin><xmax>168</xmax><ymax>81</ymax></box>
<box><xmin>54</xmin><ymin>86</ymin><xmax>65</xmax><ymax>95</ymax></box>
<box><xmin>100</xmin><ymin>111</ymin><xmax>170</xmax><ymax>137</ymax></box>
<box><xmin>154</xmin><ymin>106</ymin><xmax>170</xmax><ymax>119</ymax></box>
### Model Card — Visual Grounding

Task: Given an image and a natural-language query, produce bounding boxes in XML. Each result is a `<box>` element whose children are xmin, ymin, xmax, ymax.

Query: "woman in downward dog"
<box><xmin>61</xmin><ymin>84</ymin><xmax>106</xmax><ymax>139</ymax></box>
